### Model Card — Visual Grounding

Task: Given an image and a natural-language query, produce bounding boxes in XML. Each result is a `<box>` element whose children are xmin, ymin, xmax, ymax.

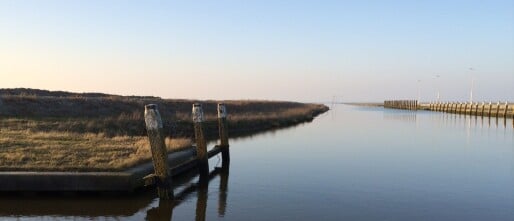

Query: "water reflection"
<box><xmin>0</xmin><ymin>162</ymin><xmax>230</xmax><ymax>221</ymax></box>
<box><xmin>383</xmin><ymin>109</ymin><xmax>513</xmax><ymax>131</ymax></box>
<box><xmin>146</xmin><ymin>164</ymin><xmax>229</xmax><ymax>221</ymax></box>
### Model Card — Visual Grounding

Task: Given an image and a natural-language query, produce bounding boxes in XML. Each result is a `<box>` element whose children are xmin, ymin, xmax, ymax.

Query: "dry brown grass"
<box><xmin>0</xmin><ymin>88</ymin><xmax>329</xmax><ymax>172</ymax></box>
<box><xmin>0</xmin><ymin>129</ymin><xmax>192</xmax><ymax>172</ymax></box>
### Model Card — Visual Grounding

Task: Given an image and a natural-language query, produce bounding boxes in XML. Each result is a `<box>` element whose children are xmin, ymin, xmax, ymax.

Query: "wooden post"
<box><xmin>503</xmin><ymin>102</ymin><xmax>508</xmax><ymax>118</ymax></box>
<box><xmin>495</xmin><ymin>101</ymin><xmax>501</xmax><ymax>118</ymax></box>
<box><xmin>193</xmin><ymin>103</ymin><xmax>209</xmax><ymax>177</ymax></box>
<box><xmin>218</xmin><ymin>103</ymin><xmax>230</xmax><ymax>163</ymax></box>
<box><xmin>144</xmin><ymin>104</ymin><xmax>173</xmax><ymax>199</ymax></box>
<box><xmin>481</xmin><ymin>102</ymin><xmax>485</xmax><ymax>117</ymax></box>
<box><xmin>488</xmin><ymin>102</ymin><xmax>493</xmax><ymax>117</ymax></box>
<box><xmin>475</xmin><ymin>102</ymin><xmax>479</xmax><ymax>116</ymax></box>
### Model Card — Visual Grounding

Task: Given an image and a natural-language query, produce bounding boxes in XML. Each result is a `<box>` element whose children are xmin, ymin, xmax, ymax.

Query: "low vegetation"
<box><xmin>0</xmin><ymin>88</ymin><xmax>328</xmax><ymax>171</ymax></box>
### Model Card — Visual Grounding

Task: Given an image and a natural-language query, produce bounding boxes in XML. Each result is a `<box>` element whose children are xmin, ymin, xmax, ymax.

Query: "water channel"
<box><xmin>1</xmin><ymin>104</ymin><xmax>513</xmax><ymax>220</ymax></box>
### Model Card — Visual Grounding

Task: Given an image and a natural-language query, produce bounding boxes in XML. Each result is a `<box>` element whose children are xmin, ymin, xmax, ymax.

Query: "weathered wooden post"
<box><xmin>474</xmin><ymin>102</ymin><xmax>479</xmax><ymax>116</ymax></box>
<box><xmin>193</xmin><ymin>103</ymin><xmax>209</xmax><ymax>177</ymax></box>
<box><xmin>218</xmin><ymin>103</ymin><xmax>230</xmax><ymax>163</ymax></box>
<box><xmin>480</xmin><ymin>101</ymin><xmax>485</xmax><ymax>117</ymax></box>
<box><xmin>488</xmin><ymin>102</ymin><xmax>493</xmax><ymax>117</ymax></box>
<box><xmin>495</xmin><ymin>101</ymin><xmax>501</xmax><ymax>118</ymax></box>
<box><xmin>503</xmin><ymin>102</ymin><xmax>508</xmax><ymax>118</ymax></box>
<box><xmin>144</xmin><ymin>104</ymin><xmax>173</xmax><ymax>199</ymax></box>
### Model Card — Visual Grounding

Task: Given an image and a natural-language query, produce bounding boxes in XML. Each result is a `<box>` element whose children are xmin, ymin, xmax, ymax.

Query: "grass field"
<box><xmin>0</xmin><ymin>88</ymin><xmax>328</xmax><ymax>171</ymax></box>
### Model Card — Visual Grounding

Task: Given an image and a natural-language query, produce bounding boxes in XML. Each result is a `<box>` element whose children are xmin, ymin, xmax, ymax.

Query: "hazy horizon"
<box><xmin>1</xmin><ymin>0</ymin><xmax>513</xmax><ymax>102</ymax></box>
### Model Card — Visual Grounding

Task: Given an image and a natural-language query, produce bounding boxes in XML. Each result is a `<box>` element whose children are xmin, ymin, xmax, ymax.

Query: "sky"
<box><xmin>1</xmin><ymin>0</ymin><xmax>513</xmax><ymax>102</ymax></box>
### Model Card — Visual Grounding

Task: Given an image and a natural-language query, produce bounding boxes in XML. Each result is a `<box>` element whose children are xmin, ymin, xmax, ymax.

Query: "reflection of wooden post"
<box><xmin>218</xmin><ymin>103</ymin><xmax>230</xmax><ymax>163</ymax></box>
<box><xmin>218</xmin><ymin>164</ymin><xmax>229</xmax><ymax>217</ymax></box>
<box><xmin>193</xmin><ymin>103</ymin><xmax>209</xmax><ymax>176</ymax></box>
<box><xmin>146</xmin><ymin>200</ymin><xmax>174</xmax><ymax>221</ymax></box>
<box><xmin>144</xmin><ymin>104</ymin><xmax>173</xmax><ymax>199</ymax></box>
<box><xmin>196</xmin><ymin>178</ymin><xmax>208</xmax><ymax>221</ymax></box>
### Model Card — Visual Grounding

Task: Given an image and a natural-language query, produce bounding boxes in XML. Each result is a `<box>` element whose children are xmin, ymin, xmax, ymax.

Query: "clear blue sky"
<box><xmin>1</xmin><ymin>0</ymin><xmax>513</xmax><ymax>102</ymax></box>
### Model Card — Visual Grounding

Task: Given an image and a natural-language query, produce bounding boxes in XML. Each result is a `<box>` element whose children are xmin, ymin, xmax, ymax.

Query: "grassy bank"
<box><xmin>0</xmin><ymin>88</ymin><xmax>328</xmax><ymax>171</ymax></box>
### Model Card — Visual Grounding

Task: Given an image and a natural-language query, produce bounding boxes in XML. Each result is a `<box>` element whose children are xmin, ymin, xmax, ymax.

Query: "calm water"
<box><xmin>1</xmin><ymin>104</ymin><xmax>514</xmax><ymax>220</ymax></box>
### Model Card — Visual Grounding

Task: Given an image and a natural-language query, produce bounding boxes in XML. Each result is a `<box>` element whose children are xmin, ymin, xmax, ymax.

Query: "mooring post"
<box><xmin>218</xmin><ymin>103</ymin><xmax>230</xmax><ymax>163</ymax></box>
<box><xmin>144</xmin><ymin>104</ymin><xmax>173</xmax><ymax>199</ymax></box>
<box><xmin>193</xmin><ymin>103</ymin><xmax>209</xmax><ymax>177</ymax></box>
<box><xmin>474</xmin><ymin>102</ymin><xmax>479</xmax><ymax>116</ymax></box>
<box><xmin>480</xmin><ymin>101</ymin><xmax>485</xmax><ymax>117</ymax></box>
<box><xmin>495</xmin><ymin>101</ymin><xmax>501</xmax><ymax>118</ymax></box>
<box><xmin>503</xmin><ymin>102</ymin><xmax>508</xmax><ymax>118</ymax></box>
<box><xmin>488</xmin><ymin>102</ymin><xmax>493</xmax><ymax>117</ymax></box>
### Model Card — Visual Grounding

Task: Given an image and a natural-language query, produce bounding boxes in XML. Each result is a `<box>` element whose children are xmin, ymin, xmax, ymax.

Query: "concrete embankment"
<box><xmin>0</xmin><ymin>147</ymin><xmax>222</xmax><ymax>192</ymax></box>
